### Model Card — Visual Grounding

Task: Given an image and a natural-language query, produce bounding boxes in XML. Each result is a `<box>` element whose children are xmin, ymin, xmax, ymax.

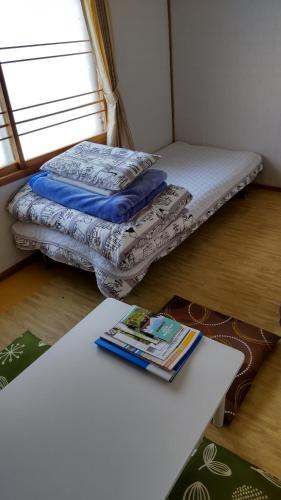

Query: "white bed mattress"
<box><xmin>12</xmin><ymin>141</ymin><xmax>262</xmax><ymax>298</ymax></box>
<box><xmin>155</xmin><ymin>142</ymin><xmax>262</xmax><ymax>222</ymax></box>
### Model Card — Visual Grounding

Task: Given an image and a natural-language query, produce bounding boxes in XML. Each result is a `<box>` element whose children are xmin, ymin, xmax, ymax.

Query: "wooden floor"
<box><xmin>1</xmin><ymin>186</ymin><xmax>281</xmax><ymax>477</ymax></box>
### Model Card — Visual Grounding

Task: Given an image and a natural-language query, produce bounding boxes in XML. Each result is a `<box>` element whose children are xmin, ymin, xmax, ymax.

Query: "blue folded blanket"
<box><xmin>29</xmin><ymin>169</ymin><xmax>167</xmax><ymax>223</ymax></box>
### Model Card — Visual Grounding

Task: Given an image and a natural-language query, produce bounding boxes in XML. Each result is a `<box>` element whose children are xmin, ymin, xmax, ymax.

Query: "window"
<box><xmin>0</xmin><ymin>0</ymin><xmax>106</xmax><ymax>184</ymax></box>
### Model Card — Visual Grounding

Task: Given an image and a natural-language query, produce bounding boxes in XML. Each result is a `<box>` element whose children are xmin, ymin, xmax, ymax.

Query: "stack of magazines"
<box><xmin>95</xmin><ymin>305</ymin><xmax>203</xmax><ymax>381</ymax></box>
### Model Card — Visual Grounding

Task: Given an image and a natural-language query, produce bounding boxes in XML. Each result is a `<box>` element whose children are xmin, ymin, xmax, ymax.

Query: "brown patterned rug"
<box><xmin>160</xmin><ymin>296</ymin><xmax>279</xmax><ymax>424</ymax></box>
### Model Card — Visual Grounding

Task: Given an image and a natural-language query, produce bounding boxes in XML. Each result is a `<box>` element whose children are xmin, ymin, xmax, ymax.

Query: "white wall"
<box><xmin>0</xmin><ymin>0</ymin><xmax>172</xmax><ymax>273</ymax></box>
<box><xmin>0</xmin><ymin>177</ymin><xmax>32</xmax><ymax>274</ymax></box>
<box><xmin>108</xmin><ymin>0</ymin><xmax>172</xmax><ymax>152</ymax></box>
<box><xmin>172</xmin><ymin>0</ymin><xmax>281</xmax><ymax>186</ymax></box>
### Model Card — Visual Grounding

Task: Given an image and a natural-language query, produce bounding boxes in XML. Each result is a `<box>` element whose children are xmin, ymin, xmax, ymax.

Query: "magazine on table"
<box><xmin>120</xmin><ymin>306</ymin><xmax>183</xmax><ymax>342</ymax></box>
<box><xmin>95</xmin><ymin>305</ymin><xmax>203</xmax><ymax>382</ymax></box>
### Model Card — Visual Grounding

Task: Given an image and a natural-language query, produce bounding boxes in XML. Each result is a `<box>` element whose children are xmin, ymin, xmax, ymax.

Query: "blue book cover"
<box><xmin>95</xmin><ymin>333</ymin><xmax>203</xmax><ymax>382</ymax></box>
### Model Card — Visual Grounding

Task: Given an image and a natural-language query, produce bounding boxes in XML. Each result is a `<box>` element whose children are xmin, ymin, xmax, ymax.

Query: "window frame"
<box><xmin>0</xmin><ymin>27</ymin><xmax>107</xmax><ymax>187</ymax></box>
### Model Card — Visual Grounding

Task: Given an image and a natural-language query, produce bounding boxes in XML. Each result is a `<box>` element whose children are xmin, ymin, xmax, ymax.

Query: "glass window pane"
<box><xmin>17</xmin><ymin>102</ymin><xmax>104</xmax><ymax>135</ymax></box>
<box><xmin>0</xmin><ymin>138</ymin><xmax>15</xmax><ymax>168</ymax></box>
<box><xmin>1</xmin><ymin>0</ymin><xmax>88</xmax><ymax>46</ymax></box>
<box><xmin>20</xmin><ymin>112</ymin><xmax>106</xmax><ymax>160</ymax></box>
<box><xmin>13</xmin><ymin>91</ymin><xmax>103</xmax><ymax>122</ymax></box>
<box><xmin>0</xmin><ymin>110</ymin><xmax>6</xmax><ymax>127</ymax></box>
<box><xmin>1</xmin><ymin>0</ymin><xmax>105</xmax><ymax>161</ymax></box>
<box><xmin>1</xmin><ymin>41</ymin><xmax>91</xmax><ymax>64</ymax></box>
<box><xmin>3</xmin><ymin>53</ymin><xmax>99</xmax><ymax>111</ymax></box>
<box><xmin>0</xmin><ymin>124</ymin><xmax>9</xmax><ymax>138</ymax></box>
<box><xmin>0</xmin><ymin>105</ymin><xmax>15</xmax><ymax>168</ymax></box>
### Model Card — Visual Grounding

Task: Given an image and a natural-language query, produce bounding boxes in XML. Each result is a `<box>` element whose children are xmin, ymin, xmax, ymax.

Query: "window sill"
<box><xmin>0</xmin><ymin>132</ymin><xmax>107</xmax><ymax>187</ymax></box>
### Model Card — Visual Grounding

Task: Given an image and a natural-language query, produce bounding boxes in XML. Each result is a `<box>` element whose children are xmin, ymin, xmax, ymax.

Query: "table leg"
<box><xmin>165</xmin><ymin>434</ymin><xmax>205</xmax><ymax>499</ymax></box>
<box><xmin>212</xmin><ymin>397</ymin><xmax>225</xmax><ymax>427</ymax></box>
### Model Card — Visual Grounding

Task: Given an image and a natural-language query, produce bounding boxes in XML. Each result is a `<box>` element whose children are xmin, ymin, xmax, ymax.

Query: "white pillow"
<box><xmin>41</xmin><ymin>141</ymin><xmax>159</xmax><ymax>191</ymax></box>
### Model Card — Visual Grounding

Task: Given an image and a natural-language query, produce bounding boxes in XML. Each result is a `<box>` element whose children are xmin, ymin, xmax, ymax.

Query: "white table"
<box><xmin>0</xmin><ymin>298</ymin><xmax>244</xmax><ymax>500</ymax></box>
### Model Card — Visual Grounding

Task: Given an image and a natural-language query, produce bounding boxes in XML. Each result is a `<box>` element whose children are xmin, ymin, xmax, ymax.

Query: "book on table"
<box><xmin>95</xmin><ymin>305</ymin><xmax>203</xmax><ymax>382</ymax></box>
